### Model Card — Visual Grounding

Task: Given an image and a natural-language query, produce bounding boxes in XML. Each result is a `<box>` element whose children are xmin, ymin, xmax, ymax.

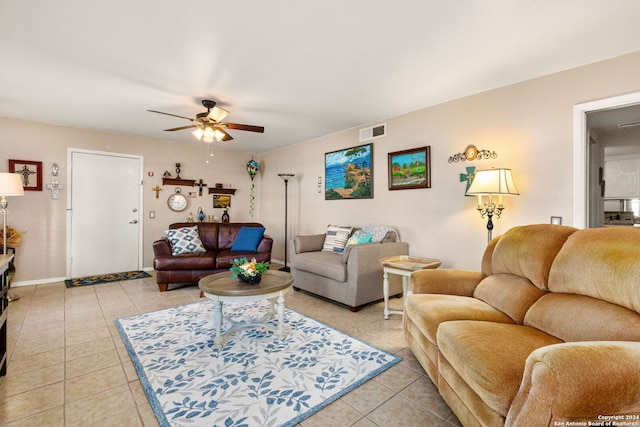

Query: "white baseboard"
<box><xmin>12</xmin><ymin>277</ymin><xmax>67</xmax><ymax>287</ymax></box>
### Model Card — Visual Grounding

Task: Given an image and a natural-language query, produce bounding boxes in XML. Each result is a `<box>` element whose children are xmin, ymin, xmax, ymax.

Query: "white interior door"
<box><xmin>67</xmin><ymin>149</ymin><xmax>143</xmax><ymax>278</ymax></box>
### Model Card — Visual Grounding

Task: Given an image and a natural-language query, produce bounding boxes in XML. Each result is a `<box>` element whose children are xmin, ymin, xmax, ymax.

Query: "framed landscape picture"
<box><xmin>325</xmin><ymin>143</ymin><xmax>373</xmax><ymax>200</ymax></box>
<box><xmin>9</xmin><ymin>159</ymin><xmax>42</xmax><ymax>191</ymax></box>
<box><xmin>388</xmin><ymin>146</ymin><xmax>431</xmax><ymax>190</ymax></box>
<box><xmin>213</xmin><ymin>195</ymin><xmax>231</xmax><ymax>208</ymax></box>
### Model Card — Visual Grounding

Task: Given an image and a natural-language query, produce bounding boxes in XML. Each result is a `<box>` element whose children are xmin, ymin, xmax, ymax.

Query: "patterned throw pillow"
<box><xmin>322</xmin><ymin>225</ymin><xmax>353</xmax><ymax>254</ymax></box>
<box><xmin>346</xmin><ymin>230</ymin><xmax>373</xmax><ymax>246</ymax></box>
<box><xmin>164</xmin><ymin>226</ymin><xmax>207</xmax><ymax>255</ymax></box>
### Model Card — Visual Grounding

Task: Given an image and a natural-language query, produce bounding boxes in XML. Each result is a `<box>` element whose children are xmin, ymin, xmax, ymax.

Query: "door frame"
<box><xmin>66</xmin><ymin>148</ymin><xmax>144</xmax><ymax>278</ymax></box>
<box><xmin>572</xmin><ymin>91</ymin><xmax>640</xmax><ymax>229</ymax></box>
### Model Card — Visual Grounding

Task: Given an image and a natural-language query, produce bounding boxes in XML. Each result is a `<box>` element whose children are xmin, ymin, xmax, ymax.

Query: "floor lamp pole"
<box><xmin>278</xmin><ymin>173</ymin><xmax>295</xmax><ymax>272</ymax></box>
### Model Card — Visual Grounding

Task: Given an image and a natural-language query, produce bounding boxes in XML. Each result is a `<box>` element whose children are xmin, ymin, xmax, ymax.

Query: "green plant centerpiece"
<box><xmin>230</xmin><ymin>258</ymin><xmax>269</xmax><ymax>285</ymax></box>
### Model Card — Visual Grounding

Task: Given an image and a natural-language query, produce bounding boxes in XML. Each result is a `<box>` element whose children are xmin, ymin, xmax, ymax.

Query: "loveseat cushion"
<box><xmin>322</xmin><ymin>225</ymin><xmax>353</xmax><ymax>254</ymax></box>
<box><xmin>406</xmin><ymin>294</ymin><xmax>514</xmax><ymax>345</ymax></box>
<box><xmin>291</xmin><ymin>251</ymin><xmax>346</xmax><ymax>282</ymax></box>
<box><xmin>437</xmin><ymin>320</ymin><xmax>562</xmax><ymax>417</ymax></box>
<box><xmin>231</xmin><ymin>227</ymin><xmax>265</xmax><ymax>252</ymax></box>
<box><xmin>473</xmin><ymin>274</ymin><xmax>547</xmax><ymax>324</ymax></box>
<box><xmin>154</xmin><ymin>251</ymin><xmax>216</xmax><ymax>270</ymax></box>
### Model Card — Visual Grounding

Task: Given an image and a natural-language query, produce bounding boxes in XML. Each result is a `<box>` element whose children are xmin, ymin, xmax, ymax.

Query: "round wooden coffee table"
<box><xmin>198</xmin><ymin>270</ymin><xmax>294</xmax><ymax>348</ymax></box>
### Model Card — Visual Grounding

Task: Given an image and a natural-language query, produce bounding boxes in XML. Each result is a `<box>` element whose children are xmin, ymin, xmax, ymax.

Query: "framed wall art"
<box><xmin>213</xmin><ymin>194</ymin><xmax>231</xmax><ymax>208</ymax></box>
<box><xmin>388</xmin><ymin>146</ymin><xmax>431</xmax><ymax>190</ymax></box>
<box><xmin>9</xmin><ymin>159</ymin><xmax>43</xmax><ymax>191</ymax></box>
<box><xmin>325</xmin><ymin>143</ymin><xmax>373</xmax><ymax>200</ymax></box>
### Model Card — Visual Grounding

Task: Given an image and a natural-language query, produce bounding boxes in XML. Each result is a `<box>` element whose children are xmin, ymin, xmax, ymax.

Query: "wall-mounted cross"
<box><xmin>45</xmin><ymin>180</ymin><xmax>64</xmax><ymax>200</ymax></box>
<box><xmin>16</xmin><ymin>165</ymin><xmax>36</xmax><ymax>186</ymax></box>
<box><xmin>152</xmin><ymin>185</ymin><xmax>163</xmax><ymax>199</ymax></box>
<box><xmin>195</xmin><ymin>179</ymin><xmax>208</xmax><ymax>196</ymax></box>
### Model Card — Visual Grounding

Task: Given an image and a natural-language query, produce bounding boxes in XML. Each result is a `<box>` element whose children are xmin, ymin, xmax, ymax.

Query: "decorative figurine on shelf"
<box><xmin>221</xmin><ymin>207</ymin><xmax>230</xmax><ymax>223</ymax></box>
<box><xmin>175</xmin><ymin>162</ymin><xmax>182</xmax><ymax>179</ymax></box>
<box><xmin>197</xmin><ymin>207</ymin><xmax>206</xmax><ymax>222</ymax></box>
<box><xmin>186</xmin><ymin>212</ymin><xmax>194</xmax><ymax>222</ymax></box>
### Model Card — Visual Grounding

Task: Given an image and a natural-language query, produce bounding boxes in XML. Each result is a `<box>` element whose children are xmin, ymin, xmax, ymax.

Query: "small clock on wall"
<box><xmin>167</xmin><ymin>188</ymin><xmax>188</xmax><ymax>212</ymax></box>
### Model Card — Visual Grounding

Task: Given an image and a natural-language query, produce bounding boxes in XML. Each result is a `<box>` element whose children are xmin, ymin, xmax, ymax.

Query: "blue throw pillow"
<box><xmin>231</xmin><ymin>227</ymin><xmax>266</xmax><ymax>252</ymax></box>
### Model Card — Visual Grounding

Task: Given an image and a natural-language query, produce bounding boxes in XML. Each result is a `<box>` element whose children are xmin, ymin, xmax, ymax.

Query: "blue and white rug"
<box><xmin>115</xmin><ymin>300</ymin><xmax>401</xmax><ymax>427</ymax></box>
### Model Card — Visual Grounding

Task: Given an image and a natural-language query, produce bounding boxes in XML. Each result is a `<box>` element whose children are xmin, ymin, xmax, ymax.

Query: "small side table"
<box><xmin>380</xmin><ymin>255</ymin><xmax>441</xmax><ymax>319</ymax></box>
<box><xmin>199</xmin><ymin>270</ymin><xmax>294</xmax><ymax>348</ymax></box>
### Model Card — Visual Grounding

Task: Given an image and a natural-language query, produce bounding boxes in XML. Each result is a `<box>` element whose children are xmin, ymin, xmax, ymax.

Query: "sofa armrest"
<box><xmin>410</xmin><ymin>269</ymin><xmax>485</xmax><ymax>296</ymax></box>
<box><xmin>507</xmin><ymin>341</ymin><xmax>640</xmax><ymax>425</ymax></box>
<box><xmin>294</xmin><ymin>234</ymin><xmax>325</xmax><ymax>254</ymax></box>
<box><xmin>257</xmin><ymin>235</ymin><xmax>273</xmax><ymax>253</ymax></box>
<box><xmin>153</xmin><ymin>237</ymin><xmax>172</xmax><ymax>257</ymax></box>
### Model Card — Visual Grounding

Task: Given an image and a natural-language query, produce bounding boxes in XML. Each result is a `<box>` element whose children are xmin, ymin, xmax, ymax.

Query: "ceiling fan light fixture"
<box><xmin>203</xmin><ymin>126</ymin><xmax>215</xmax><ymax>140</ymax></box>
<box><xmin>213</xmin><ymin>128</ymin><xmax>228</xmax><ymax>142</ymax></box>
<box><xmin>192</xmin><ymin>128</ymin><xmax>204</xmax><ymax>140</ymax></box>
<box><xmin>208</xmin><ymin>106</ymin><xmax>230</xmax><ymax>123</ymax></box>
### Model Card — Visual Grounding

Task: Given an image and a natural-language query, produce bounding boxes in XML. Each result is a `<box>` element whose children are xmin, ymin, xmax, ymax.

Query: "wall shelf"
<box><xmin>208</xmin><ymin>188</ymin><xmax>236</xmax><ymax>195</ymax></box>
<box><xmin>162</xmin><ymin>178</ymin><xmax>195</xmax><ymax>187</ymax></box>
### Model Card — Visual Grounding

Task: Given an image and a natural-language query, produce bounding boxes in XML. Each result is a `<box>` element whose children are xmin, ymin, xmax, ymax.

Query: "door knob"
<box><xmin>129</xmin><ymin>220</ymin><xmax>138</xmax><ymax>224</ymax></box>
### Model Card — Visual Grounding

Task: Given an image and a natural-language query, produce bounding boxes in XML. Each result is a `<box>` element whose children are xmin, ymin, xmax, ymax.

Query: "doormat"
<box><xmin>65</xmin><ymin>270</ymin><xmax>151</xmax><ymax>288</ymax></box>
<box><xmin>115</xmin><ymin>299</ymin><xmax>401</xmax><ymax>427</ymax></box>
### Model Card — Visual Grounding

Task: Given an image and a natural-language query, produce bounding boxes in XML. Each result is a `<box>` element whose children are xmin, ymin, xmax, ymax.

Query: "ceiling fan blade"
<box><xmin>215</xmin><ymin>127</ymin><xmax>234</xmax><ymax>141</ymax></box>
<box><xmin>164</xmin><ymin>125</ymin><xmax>199</xmax><ymax>131</ymax></box>
<box><xmin>207</xmin><ymin>106</ymin><xmax>230</xmax><ymax>123</ymax></box>
<box><xmin>225</xmin><ymin>122</ymin><xmax>265</xmax><ymax>133</ymax></box>
<box><xmin>148</xmin><ymin>110</ymin><xmax>195</xmax><ymax>121</ymax></box>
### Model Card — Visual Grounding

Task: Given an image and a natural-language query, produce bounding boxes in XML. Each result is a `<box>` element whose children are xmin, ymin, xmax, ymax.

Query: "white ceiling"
<box><xmin>2</xmin><ymin>1</ymin><xmax>640</xmax><ymax>154</ymax></box>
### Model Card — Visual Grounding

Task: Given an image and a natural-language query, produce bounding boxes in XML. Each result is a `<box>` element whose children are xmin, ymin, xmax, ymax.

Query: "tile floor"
<box><xmin>0</xmin><ymin>271</ymin><xmax>461</xmax><ymax>427</ymax></box>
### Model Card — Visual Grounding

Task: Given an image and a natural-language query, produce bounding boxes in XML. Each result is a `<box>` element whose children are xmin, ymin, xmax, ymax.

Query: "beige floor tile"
<box><xmin>88</xmin><ymin>407</ymin><xmax>143</xmax><ymax>427</ymax></box>
<box><xmin>341</xmin><ymin>378</ymin><xmax>395</xmax><ymax>414</ymax></box>
<box><xmin>65</xmin><ymin>348</ymin><xmax>121</xmax><ymax>379</ymax></box>
<box><xmin>65</xmin><ymin>364</ymin><xmax>128</xmax><ymax>403</ymax></box>
<box><xmin>301</xmin><ymin>398</ymin><xmax>363</xmax><ymax>427</ymax></box>
<box><xmin>400</xmin><ymin>376</ymin><xmax>455</xmax><ymax>420</ymax></box>
<box><xmin>373</xmin><ymin>362</ymin><xmax>424</xmax><ymax>392</ymax></box>
<box><xmin>64</xmin><ymin>383</ymin><xmax>135</xmax><ymax>427</ymax></box>
<box><xmin>0</xmin><ymin>363</ymin><xmax>65</xmax><ymax>398</ymax></box>
<box><xmin>6</xmin><ymin>348</ymin><xmax>64</xmax><ymax>376</ymax></box>
<box><xmin>0</xmin><ymin>381</ymin><xmax>64</xmax><ymax>424</ymax></box>
<box><xmin>367</xmin><ymin>395</ymin><xmax>448</xmax><ymax>427</ymax></box>
<box><xmin>66</xmin><ymin>336</ymin><xmax>115</xmax><ymax>361</ymax></box>
<box><xmin>1</xmin><ymin>405</ymin><xmax>64</xmax><ymax>427</ymax></box>
<box><xmin>137</xmin><ymin>402</ymin><xmax>160</xmax><ymax>427</ymax></box>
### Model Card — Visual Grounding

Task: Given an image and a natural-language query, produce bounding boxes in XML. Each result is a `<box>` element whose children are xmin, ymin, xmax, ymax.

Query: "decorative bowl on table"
<box><xmin>230</xmin><ymin>258</ymin><xmax>269</xmax><ymax>285</ymax></box>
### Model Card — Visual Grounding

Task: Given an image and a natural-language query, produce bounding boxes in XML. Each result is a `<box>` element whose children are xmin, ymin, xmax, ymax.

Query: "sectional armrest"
<box><xmin>343</xmin><ymin>241</ymin><xmax>409</xmax><ymax>266</ymax></box>
<box><xmin>410</xmin><ymin>269</ymin><xmax>485</xmax><ymax>296</ymax></box>
<box><xmin>507</xmin><ymin>341</ymin><xmax>640</xmax><ymax>425</ymax></box>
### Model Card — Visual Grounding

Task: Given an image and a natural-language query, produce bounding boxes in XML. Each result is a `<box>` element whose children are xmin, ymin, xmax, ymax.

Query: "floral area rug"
<box><xmin>64</xmin><ymin>270</ymin><xmax>151</xmax><ymax>287</ymax></box>
<box><xmin>115</xmin><ymin>300</ymin><xmax>401</xmax><ymax>427</ymax></box>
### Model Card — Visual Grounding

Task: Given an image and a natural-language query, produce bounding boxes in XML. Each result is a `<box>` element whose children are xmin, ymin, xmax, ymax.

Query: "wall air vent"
<box><xmin>617</xmin><ymin>120</ymin><xmax>640</xmax><ymax>129</ymax></box>
<box><xmin>359</xmin><ymin>123</ymin><xmax>386</xmax><ymax>142</ymax></box>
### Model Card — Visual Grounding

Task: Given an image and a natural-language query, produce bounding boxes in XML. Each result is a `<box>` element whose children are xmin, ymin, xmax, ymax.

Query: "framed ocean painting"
<box><xmin>388</xmin><ymin>146</ymin><xmax>431</xmax><ymax>190</ymax></box>
<box><xmin>325</xmin><ymin>143</ymin><xmax>373</xmax><ymax>200</ymax></box>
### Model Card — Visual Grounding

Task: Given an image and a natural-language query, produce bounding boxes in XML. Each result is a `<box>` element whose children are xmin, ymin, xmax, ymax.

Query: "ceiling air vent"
<box><xmin>359</xmin><ymin>123</ymin><xmax>386</xmax><ymax>142</ymax></box>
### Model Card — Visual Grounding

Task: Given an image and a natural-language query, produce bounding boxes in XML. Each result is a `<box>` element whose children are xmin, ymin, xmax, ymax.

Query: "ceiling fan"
<box><xmin>148</xmin><ymin>99</ymin><xmax>264</xmax><ymax>143</ymax></box>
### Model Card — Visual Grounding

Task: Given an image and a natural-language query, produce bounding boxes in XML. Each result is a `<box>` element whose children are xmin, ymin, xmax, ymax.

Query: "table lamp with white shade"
<box><xmin>0</xmin><ymin>173</ymin><xmax>24</xmax><ymax>301</ymax></box>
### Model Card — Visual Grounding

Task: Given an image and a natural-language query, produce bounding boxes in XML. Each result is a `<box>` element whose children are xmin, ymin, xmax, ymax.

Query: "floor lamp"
<box><xmin>277</xmin><ymin>173</ymin><xmax>295</xmax><ymax>272</ymax></box>
<box><xmin>466</xmin><ymin>168</ymin><xmax>519</xmax><ymax>244</ymax></box>
<box><xmin>0</xmin><ymin>173</ymin><xmax>25</xmax><ymax>302</ymax></box>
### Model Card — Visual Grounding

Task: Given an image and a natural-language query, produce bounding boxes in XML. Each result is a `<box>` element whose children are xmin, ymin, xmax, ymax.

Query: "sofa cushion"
<box><xmin>490</xmin><ymin>224</ymin><xmax>577</xmax><ymax>290</ymax></box>
<box><xmin>154</xmin><ymin>251</ymin><xmax>216</xmax><ymax>270</ymax></box>
<box><xmin>231</xmin><ymin>227</ymin><xmax>265</xmax><ymax>252</ymax></box>
<box><xmin>473</xmin><ymin>274</ymin><xmax>547</xmax><ymax>324</ymax></box>
<box><xmin>291</xmin><ymin>251</ymin><xmax>347</xmax><ymax>282</ymax></box>
<box><xmin>164</xmin><ymin>226</ymin><xmax>207</xmax><ymax>255</ymax></box>
<box><xmin>362</xmin><ymin>225</ymin><xmax>400</xmax><ymax>242</ymax></box>
<box><xmin>322</xmin><ymin>225</ymin><xmax>353</xmax><ymax>254</ymax></box>
<box><xmin>405</xmin><ymin>294</ymin><xmax>514</xmax><ymax>346</ymax></box>
<box><xmin>437</xmin><ymin>321</ymin><xmax>562</xmax><ymax>417</ymax></box>
<box><xmin>548</xmin><ymin>227</ymin><xmax>640</xmax><ymax>314</ymax></box>
<box><xmin>216</xmin><ymin>249</ymin><xmax>270</xmax><ymax>269</ymax></box>
<box><xmin>346</xmin><ymin>230</ymin><xmax>372</xmax><ymax>246</ymax></box>
<box><xmin>524</xmin><ymin>293</ymin><xmax>640</xmax><ymax>342</ymax></box>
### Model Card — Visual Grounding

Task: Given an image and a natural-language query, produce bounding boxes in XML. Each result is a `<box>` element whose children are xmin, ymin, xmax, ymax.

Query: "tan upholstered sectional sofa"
<box><xmin>404</xmin><ymin>224</ymin><xmax>640</xmax><ymax>426</ymax></box>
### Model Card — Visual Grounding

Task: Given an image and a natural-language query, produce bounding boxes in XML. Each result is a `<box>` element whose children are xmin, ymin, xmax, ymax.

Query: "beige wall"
<box><xmin>2</xmin><ymin>51</ymin><xmax>640</xmax><ymax>283</ymax></box>
<box><xmin>1</xmin><ymin>120</ymin><xmax>258</xmax><ymax>284</ymax></box>
<box><xmin>261</xmin><ymin>52</ymin><xmax>640</xmax><ymax>270</ymax></box>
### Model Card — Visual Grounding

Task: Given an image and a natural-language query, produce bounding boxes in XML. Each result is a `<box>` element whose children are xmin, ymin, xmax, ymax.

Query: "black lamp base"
<box><xmin>279</xmin><ymin>266</ymin><xmax>291</xmax><ymax>273</ymax></box>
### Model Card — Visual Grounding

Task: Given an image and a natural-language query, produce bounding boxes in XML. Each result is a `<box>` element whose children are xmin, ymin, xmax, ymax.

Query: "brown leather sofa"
<box><xmin>153</xmin><ymin>222</ymin><xmax>272</xmax><ymax>292</ymax></box>
<box><xmin>404</xmin><ymin>224</ymin><xmax>640</xmax><ymax>426</ymax></box>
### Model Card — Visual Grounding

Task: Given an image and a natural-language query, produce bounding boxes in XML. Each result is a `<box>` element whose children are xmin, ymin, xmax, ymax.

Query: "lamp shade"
<box><xmin>0</xmin><ymin>173</ymin><xmax>24</xmax><ymax>196</ymax></box>
<box><xmin>466</xmin><ymin>168</ymin><xmax>519</xmax><ymax>196</ymax></box>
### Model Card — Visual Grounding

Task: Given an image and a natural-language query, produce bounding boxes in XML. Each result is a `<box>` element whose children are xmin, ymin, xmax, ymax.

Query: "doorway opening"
<box><xmin>572</xmin><ymin>91</ymin><xmax>640</xmax><ymax>229</ymax></box>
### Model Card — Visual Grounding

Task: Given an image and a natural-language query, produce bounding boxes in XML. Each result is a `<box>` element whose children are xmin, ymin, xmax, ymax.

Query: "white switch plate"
<box><xmin>149</xmin><ymin>211</ymin><xmax>155</xmax><ymax>219</ymax></box>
